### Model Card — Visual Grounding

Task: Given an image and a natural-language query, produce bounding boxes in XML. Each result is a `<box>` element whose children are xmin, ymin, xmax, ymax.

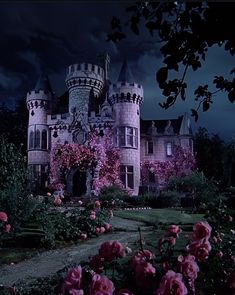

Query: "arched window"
<box><xmin>29</xmin><ymin>131</ymin><xmax>34</xmax><ymax>149</ymax></box>
<box><xmin>35</xmin><ymin>130</ymin><xmax>40</xmax><ymax>148</ymax></box>
<box><xmin>41</xmin><ymin>129</ymin><xmax>47</xmax><ymax>149</ymax></box>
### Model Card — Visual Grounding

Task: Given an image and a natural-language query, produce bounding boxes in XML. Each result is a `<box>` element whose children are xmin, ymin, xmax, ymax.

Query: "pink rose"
<box><xmin>100</xmin><ymin>227</ymin><xmax>105</xmax><ymax>234</ymax></box>
<box><xmin>95</xmin><ymin>200</ymin><xmax>101</xmax><ymax>207</ymax></box>
<box><xmin>155</xmin><ymin>270</ymin><xmax>188</xmax><ymax>295</ymax></box>
<box><xmin>90</xmin><ymin>274</ymin><xmax>115</xmax><ymax>295</ymax></box>
<box><xmin>117</xmin><ymin>289</ymin><xmax>134</xmax><ymax>295</ymax></box>
<box><xmin>166</xmin><ymin>225</ymin><xmax>182</xmax><ymax>237</ymax></box>
<box><xmin>80</xmin><ymin>233</ymin><xmax>87</xmax><ymax>240</ymax></box>
<box><xmin>64</xmin><ymin>266</ymin><xmax>82</xmax><ymax>290</ymax></box>
<box><xmin>0</xmin><ymin>211</ymin><xmax>8</xmax><ymax>222</ymax></box>
<box><xmin>96</xmin><ymin>227</ymin><xmax>101</xmax><ymax>234</ymax></box>
<box><xmin>46</xmin><ymin>192</ymin><xmax>51</xmax><ymax>197</ymax></box>
<box><xmin>90</xmin><ymin>214</ymin><xmax>96</xmax><ymax>220</ymax></box>
<box><xmin>69</xmin><ymin>289</ymin><xmax>84</xmax><ymax>295</ymax></box>
<box><xmin>192</xmin><ymin>221</ymin><xmax>212</xmax><ymax>241</ymax></box>
<box><xmin>90</xmin><ymin>254</ymin><xmax>105</xmax><ymax>274</ymax></box>
<box><xmin>99</xmin><ymin>241</ymin><xmax>125</xmax><ymax>262</ymax></box>
<box><xmin>178</xmin><ymin>255</ymin><xmax>199</xmax><ymax>280</ymax></box>
<box><xmin>104</xmin><ymin>223</ymin><xmax>112</xmax><ymax>231</ymax></box>
<box><xmin>131</xmin><ymin>250</ymin><xmax>155</xmax><ymax>269</ymax></box>
<box><xmin>54</xmin><ymin>196</ymin><xmax>62</xmax><ymax>206</ymax></box>
<box><xmin>4</xmin><ymin>224</ymin><xmax>11</xmax><ymax>233</ymax></box>
<box><xmin>187</xmin><ymin>240</ymin><xmax>211</xmax><ymax>262</ymax></box>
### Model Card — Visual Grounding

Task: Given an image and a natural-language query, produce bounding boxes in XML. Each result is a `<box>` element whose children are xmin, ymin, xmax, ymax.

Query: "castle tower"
<box><xmin>26</xmin><ymin>74</ymin><xmax>52</xmax><ymax>192</ymax></box>
<box><xmin>109</xmin><ymin>60</ymin><xmax>144</xmax><ymax>195</ymax></box>
<box><xmin>65</xmin><ymin>63</ymin><xmax>105</xmax><ymax>129</ymax></box>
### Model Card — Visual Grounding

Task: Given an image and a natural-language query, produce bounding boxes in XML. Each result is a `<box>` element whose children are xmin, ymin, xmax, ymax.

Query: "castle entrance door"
<box><xmin>72</xmin><ymin>169</ymin><xmax>87</xmax><ymax>197</ymax></box>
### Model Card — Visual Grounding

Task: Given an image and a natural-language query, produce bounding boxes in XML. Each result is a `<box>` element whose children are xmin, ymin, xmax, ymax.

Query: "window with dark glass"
<box><xmin>120</xmin><ymin>165</ymin><xmax>134</xmax><ymax>189</ymax></box>
<box><xmin>147</xmin><ymin>140</ymin><xmax>154</xmax><ymax>154</ymax></box>
<box><xmin>41</xmin><ymin>129</ymin><xmax>47</xmax><ymax>149</ymax></box>
<box><xmin>29</xmin><ymin>131</ymin><xmax>34</xmax><ymax>149</ymax></box>
<box><xmin>35</xmin><ymin>130</ymin><xmax>40</xmax><ymax>148</ymax></box>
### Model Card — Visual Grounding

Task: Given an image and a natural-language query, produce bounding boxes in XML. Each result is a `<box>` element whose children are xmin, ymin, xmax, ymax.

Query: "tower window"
<box><xmin>147</xmin><ymin>140</ymin><xmax>154</xmax><ymax>154</ymax></box>
<box><xmin>166</xmin><ymin>142</ymin><xmax>172</xmax><ymax>156</ymax></box>
<box><xmin>120</xmin><ymin>165</ymin><xmax>134</xmax><ymax>189</ymax></box>
<box><xmin>29</xmin><ymin>131</ymin><xmax>34</xmax><ymax>149</ymax></box>
<box><xmin>116</xmin><ymin>126</ymin><xmax>138</xmax><ymax>148</ymax></box>
<box><xmin>35</xmin><ymin>130</ymin><xmax>40</xmax><ymax>148</ymax></box>
<box><xmin>41</xmin><ymin>129</ymin><xmax>47</xmax><ymax>150</ymax></box>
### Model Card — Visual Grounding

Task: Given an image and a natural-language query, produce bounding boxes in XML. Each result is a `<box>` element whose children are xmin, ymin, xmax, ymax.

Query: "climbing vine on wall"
<box><xmin>49</xmin><ymin>128</ymin><xmax>123</xmax><ymax>195</ymax></box>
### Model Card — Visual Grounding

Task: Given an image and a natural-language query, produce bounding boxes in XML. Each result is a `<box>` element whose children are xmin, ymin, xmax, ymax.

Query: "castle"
<box><xmin>26</xmin><ymin>54</ymin><xmax>193</xmax><ymax>196</ymax></box>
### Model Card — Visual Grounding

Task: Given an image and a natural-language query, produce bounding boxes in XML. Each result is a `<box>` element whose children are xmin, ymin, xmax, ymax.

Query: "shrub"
<box><xmin>158</xmin><ymin>190</ymin><xmax>182</xmax><ymax>208</ymax></box>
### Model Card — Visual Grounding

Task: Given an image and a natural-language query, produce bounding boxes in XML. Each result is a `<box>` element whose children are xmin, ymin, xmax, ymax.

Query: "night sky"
<box><xmin>0</xmin><ymin>1</ymin><xmax>235</xmax><ymax>140</ymax></box>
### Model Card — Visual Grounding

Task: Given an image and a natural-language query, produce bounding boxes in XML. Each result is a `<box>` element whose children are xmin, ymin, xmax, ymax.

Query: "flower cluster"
<box><xmin>141</xmin><ymin>146</ymin><xmax>196</xmax><ymax>186</ymax></box>
<box><xmin>0</xmin><ymin>211</ymin><xmax>11</xmax><ymax>236</ymax></box>
<box><xmin>49</xmin><ymin>128</ymin><xmax>123</xmax><ymax>195</ymax></box>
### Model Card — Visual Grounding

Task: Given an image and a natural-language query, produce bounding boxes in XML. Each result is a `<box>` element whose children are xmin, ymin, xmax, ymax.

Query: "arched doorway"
<box><xmin>72</xmin><ymin>170</ymin><xmax>87</xmax><ymax>197</ymax></box>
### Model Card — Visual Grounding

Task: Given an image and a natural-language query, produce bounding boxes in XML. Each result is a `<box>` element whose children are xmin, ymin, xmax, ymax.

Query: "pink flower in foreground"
<box><xmin>64</xmin><ymin>266</ymin><xmax>82</xmax><ymax>290</ymax></box>
<box><xmin>104</xmin><ymin>223</ymin><xmax>112</xmax><ymax>231</ymax></box>
<box><xmin>90</xmin><ymin>274</ymin><xmax>115</xmax><ymax>295</ymax></box>
<box><xmin>100</xmin><ymin>227</ymin><xmax>105</xmax><ymax>234</ymax></box>
<box><xmin>178</xmin><ymin>255</ymin><xmax>199</xmax><ymax>280</ymax></box>
<box><xmin>54</xmin><ymin>196</ymin><xmax>62</xmax><ymax>206</ymax></box>
<box><xmin>131</xmin><ymin>250</ymin><xmax>155</xmax><ymax>269</ymax></box>
<box><xmin>192</xmin><ymin>221</ymin><xmax>212</xmax><ymax>241</ymax></box>
<box><xmin>96</xmin><ymin>227</ymin><xmax>101</xmax><ymax>234</ymax></box>
<box><xmin>4</xmin><ymin>224</ymin><xmax>11</xmax><ymax>233</ymax></box>
<box><xmin>0</xmin><ymin>212</ymin><xmax>8</xmax><ymax>222</ymax></box>
<box><xmin>117</xmin><ymin>289</ymin><xmax>134</xmax><ymax>295</ymax></box>
<box><xmin>155</xmin><ymin>270</ymin><xmax>188</xmax><ymax>295</ymax></box>
<box><xmin>90</xmin><ymin>214</ymin><xmax>96</xmax><ymax>220</ymax></box>
<box><xmin>99</xmin><ymin>241</ymin><xmax>125</xmax><ymax>262</ymax></box>
<box><xmin>80</xmin><ymin>233</ymin><xmax>87</xmax><ymax>240</ymax></box>
<box><xmin>95</xmin><ymin>200</ymin><xmax>101</xmax><ymax>207</ymax></box>
<box><xmin>166</xmin><ymin>225</ymin><xmax>182</xmax><ymax>237</ymax></box>
<box><xmin>187</xmin><ymin>240</ymin><xmax>211</xmax><ymax>262</ymax></box>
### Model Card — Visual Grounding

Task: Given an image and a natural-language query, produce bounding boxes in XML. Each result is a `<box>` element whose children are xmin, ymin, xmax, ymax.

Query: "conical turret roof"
<box><xmin>34</xmin><ymin>74</ymin><xmax>52</xmax><ymax>93</ymax></box>
<box><xmin>117</xmin><ymin>60</ymin><xmax>134</xmax><ymax>83</ymax></box>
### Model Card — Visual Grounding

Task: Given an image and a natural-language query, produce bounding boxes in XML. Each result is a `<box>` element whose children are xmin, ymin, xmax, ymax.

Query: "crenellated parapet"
<box><xmin>66</xmin><ymin>63</ymin><xmax>104</xmax><ymax>97</ymax></box>
<box><xmin>109</xmin><ymin>82</ymin><xmax>144</xmax><ymax>106</ymax></box>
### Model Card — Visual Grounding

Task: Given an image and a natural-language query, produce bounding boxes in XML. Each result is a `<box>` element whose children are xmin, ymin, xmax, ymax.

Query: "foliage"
<box><xmin>0</xmin><ymin>135</ymin><xmax>34</xmax><ymax>227</ymax></box>
<box><xmin>107</xmin><ymin>2</ymin><xmax>235</xmax><ymax>118</ymax></box>
<box><xmin>158</xmin><ymin>190</ymin><xmax>182</xmax><ymax>208</ymax></box>
<box><xmin>141</xmin><ymin>145</ymin><xmax>196</xmax><ymax>187</ymax></box>
<box><xmin>49</xmin><ymin>128</ymin><xmax>122</xmax><ymax>195</ymax></box>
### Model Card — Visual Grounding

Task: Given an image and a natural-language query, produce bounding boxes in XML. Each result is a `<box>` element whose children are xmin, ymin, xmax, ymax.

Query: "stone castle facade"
<box><xmin>26</xmin><ymin>54</ymin><xmax>193</xmax><ymax>196</ymax></box>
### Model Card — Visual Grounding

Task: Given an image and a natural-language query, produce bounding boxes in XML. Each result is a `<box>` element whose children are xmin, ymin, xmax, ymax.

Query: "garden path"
<box><xmin>0</xmin><ymin>216</ymin><xmax>153</xmax><ymax>286</ymax></box>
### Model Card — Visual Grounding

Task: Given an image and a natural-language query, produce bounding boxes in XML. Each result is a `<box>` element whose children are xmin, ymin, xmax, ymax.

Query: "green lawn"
<box><xmin>114</xmin><ymin>208</ymin><xmax>204</xmax><ymax>226</ymax></box>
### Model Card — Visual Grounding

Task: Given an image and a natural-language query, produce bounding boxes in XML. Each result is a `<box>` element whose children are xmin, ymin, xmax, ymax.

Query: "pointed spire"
<box><xmin>34</xmin><ymin>74</ymin><xmax>52</xmax><ymax>93</ymax></box>
<box><xmin>117</xmin><ymin>59</ymin><xmax>134</xmax><ymax>83</ymax></box>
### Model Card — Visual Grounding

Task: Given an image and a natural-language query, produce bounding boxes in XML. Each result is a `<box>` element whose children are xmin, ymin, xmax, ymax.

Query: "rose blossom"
<box><xmin>96</xmin><ymin>227</ymin><xmax>101</xmax><ymax>234</ymax></box>
<box><xmin>99</xmin><ymin>241</ymin><xmax>125</xmax><ymax>262</ymax></box>
<box><xmin>216</xmin><ymin>251</ymin><xmax>223</xmax><ymax>258</ymax></box>
<box><xmin>117</xmin><ymin>289</ymin><xmax>134</xmax><ymax>295</ymax></box>
<box><xmin>95</xmin><ymin>200</ymin><xmax>101</xmax><ymax>207</ymax></box>
<box><xmin>64</xmin><ymin>266</ymin><xmax>82</xmax><ymax>290</ymax></box>
<box><xmin>46</xmin><ymin>192</ymin><xmax>51</xmax><ymax>197</ymax></box>
<box><xmin>187</xmin><ymin>240</ymin><xmax>211</xmax><ymax>262</ymax></box>
<box><xmin>155</xmin><ymin>270</ymin><xmax>188</xmax><ymax>295</ymax></box>
<box><xmin>100</xmin><ymin>227</ymin><xmax>105</xmax><ymax>234</ymax></box>
<box><xmin>90</xmin><ymin>274</ymin><xmax>115</xmax><ymax>295</ymax></box>
<box><xmin>68</xmin><ymin>289</ymin><xmax>84</xmax><ymax>295</ymax></box>
<box><xmin>4</xmin><ymin>224</ymin><xmax>11</xmax><ymax>233</ymax></box>
<box><xmin>178</xmin><ymin>255</ymin><xmax>199</xmax><ymax>280</ymax></box>
<box><xmin>80</xmin><ymin>233</ymin><xmax>87</xmax><ymax>240</ymax></box>
<box><xmin>131</xmin><ymin>250</ymin><xmax>155</xmax><ymax>269</ymax></box>
<box><xmin>0</xmin><ymin>212</ymin><xmax>8</xmax><ymax>222</ymax></box>
<box><xmin>90</xmin><ymin>214</ymin><xmax>96</xmax><ymax>220</ymax></box>
<box><xmin>166</xmin><ymin>225</ymin><xmax>182</xmax><ymax>237</ymax></box>
<box><xmin>104</xmin><ymin>223</ymin><xmax>112</xmax><ymax>231</ymax></box>
<box><xmin>192</xmin><ymin>221</ymin><xmax>212</xmax><ymax>241</ymax></box>
<box><xmin>54</xmin><ymin>196</ymin><xmax>62</xmax><ymax>206</ymax></box>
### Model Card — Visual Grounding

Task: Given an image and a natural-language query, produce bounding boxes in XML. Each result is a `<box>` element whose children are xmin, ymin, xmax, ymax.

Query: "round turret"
<box><xmin>66</xmin><ymin>63</ymin><xmax>105</xmax><ymax>115</ymax></box>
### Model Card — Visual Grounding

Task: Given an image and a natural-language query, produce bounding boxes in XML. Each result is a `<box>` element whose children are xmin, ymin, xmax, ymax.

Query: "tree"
<box><xmin>194</xmin><ymin>128</ymin><xmax>225</xmax><ymax>184</ymax></box>
<box><xmin>107</xmin><ymin>2</ymin><xmax>235</xmax><ymax>120</ymax></box>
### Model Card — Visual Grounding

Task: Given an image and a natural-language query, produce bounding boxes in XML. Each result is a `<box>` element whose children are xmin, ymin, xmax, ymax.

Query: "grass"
<box><xmin>0</xmin><ymin>248</ymin><xmax>40</xmax><ymax>266</ymax></box>
<box><xmin>114</xmin><ymin>208</ymin><xmax>204</xmax><ymax>226</ymax></box>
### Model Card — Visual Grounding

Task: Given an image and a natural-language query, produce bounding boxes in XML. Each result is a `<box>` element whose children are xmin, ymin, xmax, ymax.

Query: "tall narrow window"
<box><xmin>166</xmin><ymin>142</ymin><xmax>172</xmax><ymax>156</ymax></box>
<box><xmin>147</xmin><ymin>140</ymin><xmax>154</xmax><ymax>154</ymax></box>
<box><xmin>41</xmin><ymin>129</ymin><xmax>47</xmax><ymax>149</ymax></box>
<box><xmin>116</xmin><ymin>127</ymin><xmax>138</xmax><ymax>148</ymax></box>
<box><xmin>120</xmin><ymin>165</ymin><xmax>134</xmax><ymax>189</ymax></box>
<box><xmin>35</xmin><ymin>130</ymin><xmax>40</xmax><ymax>148</ymax></box>
<box><xmin>29</xmin><ymin>131</ymin><xmax>34</xmax><ymax>149</ymax></box>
